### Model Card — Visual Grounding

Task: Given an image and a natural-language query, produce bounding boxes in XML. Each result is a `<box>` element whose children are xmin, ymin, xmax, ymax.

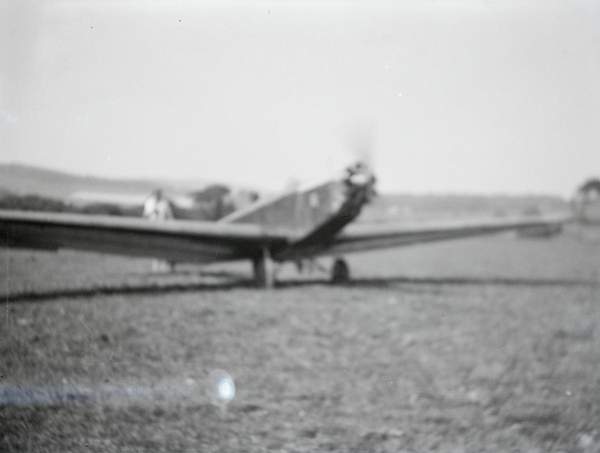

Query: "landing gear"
<box><xmin>252</xmin><ymin>248</ymin><xmax>275</xmax><ymax>288</ymax></box>
<box><xmin>331</xmin><ymin>257</ymin><xmax>350</xmax><ymax>284</ymax></box>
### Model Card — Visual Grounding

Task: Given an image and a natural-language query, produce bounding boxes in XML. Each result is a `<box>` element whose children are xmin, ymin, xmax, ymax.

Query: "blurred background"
<box><xmin>1</xmin><ymin>0</ymin><xmax>599</xmax><ymax>196</ymax></box>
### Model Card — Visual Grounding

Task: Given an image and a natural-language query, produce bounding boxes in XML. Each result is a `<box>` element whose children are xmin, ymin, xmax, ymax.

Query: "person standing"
<box><xmin>143</xmin><ymin>189</ymin><xmax>173</xmax><ymax>220</ymax></box>
<box><xmin>143</xmin><ymin>189</ymin><xmax>175</xmax><ymax>272</ymax></box>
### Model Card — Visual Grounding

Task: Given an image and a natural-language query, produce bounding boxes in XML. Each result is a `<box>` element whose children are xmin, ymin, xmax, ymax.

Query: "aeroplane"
<box><xmin>0</xmin><ymin>162</ymin><xmax>570</xmax><ymax>288</ymax></box>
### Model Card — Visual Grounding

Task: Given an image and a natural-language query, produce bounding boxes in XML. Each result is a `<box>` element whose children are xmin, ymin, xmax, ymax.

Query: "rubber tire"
<box><xmin>252</xmin><ymin>254</ymin><xmax>274</xmax><ymax>288</ymax></box>
<box><xmin>331</xmin><ymin>258</ymin><xmax>350</xmax><ymax>284</ymax></box>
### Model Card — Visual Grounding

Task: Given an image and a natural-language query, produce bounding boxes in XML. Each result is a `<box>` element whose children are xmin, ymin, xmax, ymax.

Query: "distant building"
<box><xmin>573</xmin><ymin>178</ymin><xmax>600</xmax><ymax>224</ymax></box>
<box><xmin>68</xmin><ymin>191</ymin><xmax>146</xmax><ymax>207</ymax></box>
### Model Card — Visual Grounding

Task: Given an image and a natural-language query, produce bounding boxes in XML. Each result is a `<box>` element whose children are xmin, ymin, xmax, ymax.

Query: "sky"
<box><xmin>1</xmin><ymin>0</ymin><xmax>599</xmax><ymax>196</ymax></box>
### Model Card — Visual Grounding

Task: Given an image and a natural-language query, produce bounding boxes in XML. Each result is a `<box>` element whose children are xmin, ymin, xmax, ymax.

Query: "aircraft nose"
<box><xmin>349</xmin><ymin>172</ymin><xmax>371</xmax><ymax>186</ymax></box>
<box><xmin>344</xmin><ymin>161</ymin><xmax>375</xmax><ymax>186</ymax></box>
<box><xmin>343</xmin><ymin>162</ymin><xmax>377</xmax><ymax>204</ymax></box>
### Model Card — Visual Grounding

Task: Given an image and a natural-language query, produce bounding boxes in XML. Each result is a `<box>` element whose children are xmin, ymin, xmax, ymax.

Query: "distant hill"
<box><xmin>359</xmin><ymin>192</ymin><xmax>569</xmax><ymax>223</ymax></box>
<box><xmin>0</xmin><ymin>162</ymin><xmax>570</xmax><ymax>221</ymax></box>
<box><xmin>0</xmin><ymin>163</ymin><xmax>208</xmax><ymax>200</ymax></box>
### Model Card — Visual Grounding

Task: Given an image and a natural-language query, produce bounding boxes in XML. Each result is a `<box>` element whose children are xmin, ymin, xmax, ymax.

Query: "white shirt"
<box><xmin>143</xmin><ymin>195</ymin><xmax>173</xmax><ymax>220</ymax></box>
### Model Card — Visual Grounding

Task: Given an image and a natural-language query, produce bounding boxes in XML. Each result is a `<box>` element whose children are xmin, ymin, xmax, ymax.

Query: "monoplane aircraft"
<box><xmin>0</xmin><ymin>163</ymin><xmax>569</xmax><ymax>287</ymax></box>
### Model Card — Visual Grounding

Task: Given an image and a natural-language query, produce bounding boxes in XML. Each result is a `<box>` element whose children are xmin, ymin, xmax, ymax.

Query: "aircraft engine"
<box><xmin>343</xmin><ymin>161</ymin><xmax>377</xmax><ymax>204</ymax></box>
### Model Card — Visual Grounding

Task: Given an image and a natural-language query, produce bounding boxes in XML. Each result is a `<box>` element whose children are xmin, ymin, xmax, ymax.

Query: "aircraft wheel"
<box><xmin>331</xmin><ymin>257</ymin><xmax>350</xmax><ymax>284</ymax></box>
<box><xmin>252</xmin><ymin>249</ymin><xmax>275</xmax><ymax>288</ymax></box>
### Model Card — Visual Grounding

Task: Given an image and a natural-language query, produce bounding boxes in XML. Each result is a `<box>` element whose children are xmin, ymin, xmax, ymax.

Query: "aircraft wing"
<box><xmin>322</xmin><ymin>214</ymin><xmax>572</xmax><ymax>256</ymax></box>
<box><xmin>0</xmin><ymin>210</ymin><xmax>290</xmax><ymax>263</ymax></box>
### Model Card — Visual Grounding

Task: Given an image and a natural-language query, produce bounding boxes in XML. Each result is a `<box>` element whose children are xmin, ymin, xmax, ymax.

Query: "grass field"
<box><xmin>1</xmin><ymin>226</ymin><xmax>600</xmax><ymax>452</ymax></box>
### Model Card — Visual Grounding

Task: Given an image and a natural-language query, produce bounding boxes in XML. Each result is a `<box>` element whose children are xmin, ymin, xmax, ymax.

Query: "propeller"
<box><xmin>346</xmin><ymin>123</ymin><xmax>376</xmax><ymax>173</ymax></box>
<box><xmin>343</xmin><ymin>123</ymin><xmax>378</xmax><ymax>201</ymax></box>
